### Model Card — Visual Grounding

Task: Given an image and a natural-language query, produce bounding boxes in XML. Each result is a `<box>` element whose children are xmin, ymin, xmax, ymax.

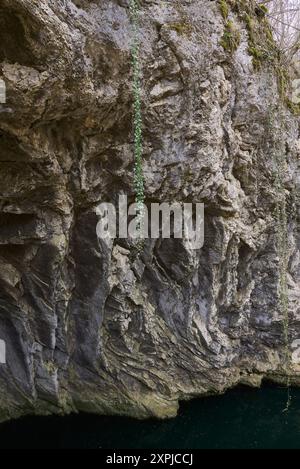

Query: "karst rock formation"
<box><xmin>0</xmin><ymin>0</ymin><xmax>299</xmax><ymax>421</ymax></box>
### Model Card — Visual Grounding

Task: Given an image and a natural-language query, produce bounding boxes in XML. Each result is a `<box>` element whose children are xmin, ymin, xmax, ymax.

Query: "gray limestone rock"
<box><xmin>0</xmin><ymin>0</ymin><xmax>299</xmax><ymax>421</ymax></box>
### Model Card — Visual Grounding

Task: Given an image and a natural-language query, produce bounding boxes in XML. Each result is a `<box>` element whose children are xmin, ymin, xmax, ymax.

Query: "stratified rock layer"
<box><xmin>0</xmin><ymin>0</ymin><xmax>299</xmax><ymax>420</ymax></box>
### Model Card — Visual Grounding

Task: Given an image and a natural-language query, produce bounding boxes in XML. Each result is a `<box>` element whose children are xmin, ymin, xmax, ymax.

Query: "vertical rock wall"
<box><xmin>0</xmin><ymin>0</ymin><xmax>299</xmax><ymax>420</ymax></box>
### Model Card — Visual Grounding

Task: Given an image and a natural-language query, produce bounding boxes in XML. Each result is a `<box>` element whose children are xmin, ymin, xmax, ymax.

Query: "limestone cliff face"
<box><xmin>0</xmin><ymin>0</ymin><xmax>299</xmax><ymax>421</ymax></box>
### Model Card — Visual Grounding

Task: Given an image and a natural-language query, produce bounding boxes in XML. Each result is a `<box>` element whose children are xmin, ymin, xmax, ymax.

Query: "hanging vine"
<box><xmin>268</xmin><ymin>103</ymin><xmax>291</xmax><ymax>411</ymax></box>
<box><xmin>275</xmin><ymin>109</ymin><xmax>291</xmax><ymax>411</ymax></box>
<box><xmin>129</xmin><ymin>0</ymin><xmax>145</xmax><ymax>244</ymax></box>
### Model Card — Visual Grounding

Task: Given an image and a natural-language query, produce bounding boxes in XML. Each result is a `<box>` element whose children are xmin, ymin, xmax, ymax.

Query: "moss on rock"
<box><xmin>220</xmin><ymin>20</ymin><xmax>241</xmax><ymax>52</ymax></box>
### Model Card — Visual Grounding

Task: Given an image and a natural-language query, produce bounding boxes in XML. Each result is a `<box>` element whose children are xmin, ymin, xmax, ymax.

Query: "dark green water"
<box><xmin>0</xmin><ymin>385</ymin><xmax>300</xmax><ymax>449</ymax></box>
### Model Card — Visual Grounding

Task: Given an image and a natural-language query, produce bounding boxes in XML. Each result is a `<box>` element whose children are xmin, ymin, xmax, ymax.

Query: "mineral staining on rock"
<box><xmin>0</xmin><ymin>0</ymin><xmax>299</xmax><ymax>422</ymax></box>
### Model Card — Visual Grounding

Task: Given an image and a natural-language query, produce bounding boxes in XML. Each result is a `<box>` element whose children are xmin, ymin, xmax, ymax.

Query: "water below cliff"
<box><xmin>1</xmin><ymin>385</ymin><xmax>300</xmax><ymax>449</ymax></box>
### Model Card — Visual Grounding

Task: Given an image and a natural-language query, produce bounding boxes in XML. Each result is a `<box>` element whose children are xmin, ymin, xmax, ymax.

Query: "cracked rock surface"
<box><xmin>0</xmin><ymin>0</ymin><xmax>299</xmax><ymax>420</ymax></box>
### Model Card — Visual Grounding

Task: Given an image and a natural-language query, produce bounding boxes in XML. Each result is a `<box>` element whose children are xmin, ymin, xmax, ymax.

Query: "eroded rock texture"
<box><xmin>0</xmin><ymin>0</ymin><xmax>299</xmax><ymax>421</ymax></box>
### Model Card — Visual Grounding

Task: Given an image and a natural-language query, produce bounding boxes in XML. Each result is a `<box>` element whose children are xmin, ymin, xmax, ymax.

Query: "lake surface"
<box><xmin>0</xmin><ymin>385</ymin><xmax>300</xmax><ymax>449</ymax></box>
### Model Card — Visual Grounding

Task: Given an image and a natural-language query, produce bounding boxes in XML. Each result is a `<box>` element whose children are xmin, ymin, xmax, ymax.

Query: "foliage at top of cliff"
<box><xmin>219</xmin><ymin>0</ymin><xmax>300</xmax><ymax>115</ymax></box>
